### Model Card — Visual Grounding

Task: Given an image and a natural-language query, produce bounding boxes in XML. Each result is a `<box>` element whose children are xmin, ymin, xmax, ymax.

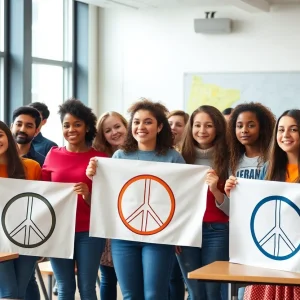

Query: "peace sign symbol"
<box><xmin>1</xmin><ymin>193</ymin><xmax>56</xmax><ymax>248</ymax></box>
<box><xmin>118</xmin><ymin>175</ymin><xmax>176</xmax><ymax>235</ymax></box>
<box><xmin>250</xmin><ymin>195</ymin><xmax>300</xmax><ymax>260</ymax></box>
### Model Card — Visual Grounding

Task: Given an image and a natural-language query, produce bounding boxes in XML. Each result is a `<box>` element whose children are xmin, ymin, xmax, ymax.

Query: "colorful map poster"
<box><xmin>184</xmin><ymin>72</ymin><xmax>300</xmax><ymax>116</ymax></box>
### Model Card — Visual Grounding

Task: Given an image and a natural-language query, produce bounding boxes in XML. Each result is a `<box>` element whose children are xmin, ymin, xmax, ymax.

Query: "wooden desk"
<box><xmin>188</xmin><ymin>261</ymin><xmax>300</xmax><ymax>299</ymax></box>
<box><xmin>0</xmin><ymin>252</ymin><xmax>19</xmax><ymax>262</ymax></box>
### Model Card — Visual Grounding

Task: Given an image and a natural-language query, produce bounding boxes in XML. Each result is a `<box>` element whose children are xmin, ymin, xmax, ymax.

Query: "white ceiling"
<box><xmin>78</xmin><ymin>0</ymin><xmax>300</xmax><ymax>11</ymax></box>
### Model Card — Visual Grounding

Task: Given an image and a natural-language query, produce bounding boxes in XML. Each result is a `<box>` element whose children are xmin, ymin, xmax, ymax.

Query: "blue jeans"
<box><xmin>111</xmin><ymin>239</ymin><xmax>174</xmax><ymax>300</ymax></box>
<box><xmin>50</xmin><ymin>231</ymin><xmax>105</xmax><ymax>300</ymax></box>
<box><xmin>99</xmin><ymin>264</ymin><xmax>118</xmax><ymax>300</ymax></box>
<box><xmin>0</xmin><ymin>255</ymin><xmax>38</xmax><ymax>299</ymax></box>
<box><xmin>177</xmin><ymin>222</ymin><xmax>229</xmax><ymax>300</ymax></box>
<box><xmin>169</xmin><ymin>254</ymin><xmax>185</xmax><ymax>300</ymax></box>
<box><xmin>25</xmin><ymin>269</ymin><xmax>40</xmax><ymax>300</ymax></box>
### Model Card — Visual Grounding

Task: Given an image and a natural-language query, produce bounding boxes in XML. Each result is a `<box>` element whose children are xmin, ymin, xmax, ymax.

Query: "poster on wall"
<box><xmin>184</xmin><ymin>72</ymin><xmax>300</xmax><ymax>116</ymax></box>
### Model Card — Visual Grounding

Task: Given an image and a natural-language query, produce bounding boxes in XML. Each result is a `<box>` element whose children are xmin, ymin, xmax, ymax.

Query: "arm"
<box><xmin>215</xmin><ymin>194</ymin><xmax>230</xmax><ymax>216</ymax></box>
<box><xmin>206</xmin><ymin>169</ymin><xmax>230</xmax><ymax>215</ymax></box>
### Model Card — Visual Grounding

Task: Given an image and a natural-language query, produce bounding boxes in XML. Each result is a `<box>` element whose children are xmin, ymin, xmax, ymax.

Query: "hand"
<box><xmin>205</xmin><ymin>169</ymin><xmax>219</xmax><ymax>193</ymax></box>
<box><xmin>74</xmin><ymin>182</ymin><xmax>90</xmax><ymax>201</ymax></box>
<box><xmin>224</xmin><ymin>176</ymin><xmax>238</xmax><ymax>197</ymax></box>
<box><xmin>175</xmin><ymin>246</ymin><xmax>182</xmax><ymax>255</ymax></box>
<box><xmin>86</xmin><ymin>157</ymin><xmax>98</xmax><ymax>179</ymax></box>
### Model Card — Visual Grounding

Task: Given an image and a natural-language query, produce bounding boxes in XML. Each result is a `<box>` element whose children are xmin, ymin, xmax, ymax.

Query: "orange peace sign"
<box><xmin>118</xmin><ymin>174</ymin><xmax>175</xmax><ymax>235</ymax></box>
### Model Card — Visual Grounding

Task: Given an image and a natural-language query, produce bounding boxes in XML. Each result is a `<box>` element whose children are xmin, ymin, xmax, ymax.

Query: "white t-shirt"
<box><xmin>235</xmin><ymin>154</ymin><xmax>262</xmax><ymax>179</ymax></box>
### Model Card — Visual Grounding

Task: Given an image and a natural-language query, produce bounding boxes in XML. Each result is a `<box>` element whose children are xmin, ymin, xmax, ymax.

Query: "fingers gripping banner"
<box><xmin>0</xmin><ymin>178</ymin><xmax>77</xmax><ymax>259</ymax></box>
<box><xmin>230</xmin><ymin>178</ymin><xmax>300</xmax><ymax>272</ymax></box>
<box><xmin>90</xmin><ymin>158</ymin><xmax>209</xmax><ymax>247</ymax></box>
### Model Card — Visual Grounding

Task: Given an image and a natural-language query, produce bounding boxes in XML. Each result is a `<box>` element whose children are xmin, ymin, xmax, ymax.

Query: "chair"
<box><xmin>38</xmin><ymin>261</ymin><xmax>100</xmax><ymax>299</ymax></box>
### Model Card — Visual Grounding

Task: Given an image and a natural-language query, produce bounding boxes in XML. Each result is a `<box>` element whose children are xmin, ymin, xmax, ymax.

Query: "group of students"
<box><xmin>0</xmin><ymin>97</ymin><xmax>299</xmax><ymax>300</ymax></box>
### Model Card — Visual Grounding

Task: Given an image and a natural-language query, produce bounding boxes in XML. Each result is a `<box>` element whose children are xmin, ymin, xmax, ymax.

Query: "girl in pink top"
<box><xmin>42</xmin><ymin>99</ymin><xmax>107</xmax><ymax>300</ymax></box>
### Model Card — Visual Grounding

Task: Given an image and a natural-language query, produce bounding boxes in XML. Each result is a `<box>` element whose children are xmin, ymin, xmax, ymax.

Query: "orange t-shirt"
<box><xmin>286</xmin><ymin>164</ymin><xmax>298</xmax><ymax>183</ymax></box>
<box><xmin>0</xmin><ymin>158</ymin><xmax>41</xmax><ymax>180</ymax></box>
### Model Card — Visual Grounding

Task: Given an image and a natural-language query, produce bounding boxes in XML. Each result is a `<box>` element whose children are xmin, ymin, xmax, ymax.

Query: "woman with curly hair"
<box><xmin>93</xmin><ymin>111</ymin><xmax>128</xmax><ymax>300</ymax></box>
<box><xmin>224</xmin><ymin>102</ymin><xmax>276</xmax><ymax>300</ymax></box>
<box><xmin>42</xmin><ymin>99</ymin><xmax>107</xmax><ymax>300</ymax></box>
<box><xmin>226</xmin><ymin>102</ymin><xmax>276</xmax><ymax>180</ymax></box>
<box><xmin>176</xmin><ymin>105</ymin><xmax>230</xmax><ymax>300</ymax></box>
<box><xmin>87</xmin><ymin>98</ymin><xmax>185</xmax><ymax>299</ymax></box>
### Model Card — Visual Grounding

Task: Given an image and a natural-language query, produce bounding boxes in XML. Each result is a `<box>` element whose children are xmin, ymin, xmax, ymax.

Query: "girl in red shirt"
<box><xmin>177</xmin><ymin>105</ymin><xmax>229</xmax><ymax>300</ymax></box>
<box><xmin>42</xmin><ymin>99</ymin><xmax>107</xmax><ymax>300</ymax></box>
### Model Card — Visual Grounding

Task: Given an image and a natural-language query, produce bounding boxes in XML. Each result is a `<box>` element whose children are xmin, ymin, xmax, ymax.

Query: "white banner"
<box><xmin>230</xmin><ymin>178</ymin><xmax>300</xmax><ymax>272</ymax></box>
<box><xmin>90</xmin><ymin>157</ymin><xmax>209</xmax><ymax>247</ymax></box>
<box><xmin>0</xmin><ymin>178</ymin><xmax>77</xmax><ymax>259</ymax></box>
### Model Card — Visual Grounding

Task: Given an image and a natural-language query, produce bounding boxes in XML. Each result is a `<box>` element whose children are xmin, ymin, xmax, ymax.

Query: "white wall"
<box><xmin>97</xmin><ymin>4</ymin><xmax>300</xmax><ymax>117</ymax></box>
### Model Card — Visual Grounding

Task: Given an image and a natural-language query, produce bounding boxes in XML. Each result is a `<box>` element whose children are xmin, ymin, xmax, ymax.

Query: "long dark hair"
<box><xmin>121</xmin><ymin>98</ymin><xmax>173</xmax><ymax>155</ymax></box>
<box><xmin>0</xmin><ymin>121</ymin><xmax>26</xmax><ymax>179</ymax></box>
<box><xmin>266</xmin><ymin>109</ymin><xmax>300</xmax><ymax>182</ymax></box>
<box><xmin>228</xmin><ymin>102</ymin><xmax>276</xmax><ymax>175</ymax></box>
<box><xmin>180</xmin><ymin>105</ymin><xmax>229</xmax><ymax>181</ymax></box>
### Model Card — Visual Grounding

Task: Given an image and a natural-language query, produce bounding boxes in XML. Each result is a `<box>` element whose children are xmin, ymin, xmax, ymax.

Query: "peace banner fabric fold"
<box><xmin>90</xmin><ymin>157</ymin><xmax>209</xmax><ymax>247</ymax></box>
<box><xmin>230</xmin><ymin>178</ymin><xmax>300</xmax><ymax>272</ymax></box>
<box><xmin>0</xmin><ymin>178</ymin><xmax>77</xmax><ymax>259</ymax></box>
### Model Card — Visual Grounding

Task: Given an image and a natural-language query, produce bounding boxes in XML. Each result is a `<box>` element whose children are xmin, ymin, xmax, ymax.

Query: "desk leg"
<box><xmin>231</xmin><ymin>283</ymin><xmax>238</xmax><ymax>300</ymax></box>
<box><xmin>36</xmin><ymin>265</ymin><xmax>49</xmax><ymax>300</ymax></box>
<box><xmin>48</xmin><ymin>275</ymin><xmax>53</xmax><ymax>300</ymax></box>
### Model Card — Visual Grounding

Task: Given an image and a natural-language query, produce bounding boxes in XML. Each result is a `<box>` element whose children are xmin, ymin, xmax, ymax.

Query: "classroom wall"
<box><xmin>97</xmin><ymin>4</ymin><xmax>300</xmax><ymax>116</ymax></box>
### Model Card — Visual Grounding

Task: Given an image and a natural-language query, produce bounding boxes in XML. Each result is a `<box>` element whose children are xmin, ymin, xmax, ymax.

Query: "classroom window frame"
<box><xmin>3</xmin><ymin>0</ymin><xmax>88</xmax><ymax>124</ymax></box>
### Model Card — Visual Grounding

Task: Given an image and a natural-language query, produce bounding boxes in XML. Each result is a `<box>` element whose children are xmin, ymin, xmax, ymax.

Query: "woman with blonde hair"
<box><xmin>93</xmin><ymin>111</ymin><xmax>128</xmax><ymax>157</ymax></box>
<box><xmin>93</xmin><ymin>111</ymin><xmax>128</xmax><ymax>300</ymax></box>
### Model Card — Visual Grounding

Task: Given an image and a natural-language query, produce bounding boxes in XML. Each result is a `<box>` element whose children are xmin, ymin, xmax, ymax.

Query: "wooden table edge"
<box><xmin>188</xmin><ymin>261</ymin><xmax>300</xmax><ymax>285</ymax></box>
<box><xmin>0</xmin><ymin>253</ymin><xmax>19</xmax><ymax>262</ymax></box>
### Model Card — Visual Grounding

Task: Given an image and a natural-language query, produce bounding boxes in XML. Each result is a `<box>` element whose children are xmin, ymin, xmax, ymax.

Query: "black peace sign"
<box><xmin>1</xmin><ymin>192</ymin><xmax>56</xmax><ymax>248</ymax></box>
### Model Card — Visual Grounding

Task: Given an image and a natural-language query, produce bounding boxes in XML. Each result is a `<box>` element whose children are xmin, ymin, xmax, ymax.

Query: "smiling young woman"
<box><xmin>0</xmin><ymin>121</ymin><xmax>41</xmax><ymax>299</ymax></box>
<box><xmin>41</xmin><ymin>99</ymin><xmax>107</xmax><ymax>300</ymax></box>
<box><xmin>86</xmin><ymin>98</ymin><xmax>185</xmax><ymax>300</ymax></box>
<box><xmin>238</xmin><ymin>109</ymin><xmax>300</xmax><ymax>300</ymax></box>
<box><xmin>167</xmin><ymin>110</ymin><xmax>189</xmax><ymax>148</ymax></box>
<box><xmin>177</xmin><ymin>105</ymin><xmax>229</xmax><ymax>300</ymax></box>
<box><xmin>93</xmin><ymin>111</ymin><xmax>128</xmax><ymax>300</ymax></box>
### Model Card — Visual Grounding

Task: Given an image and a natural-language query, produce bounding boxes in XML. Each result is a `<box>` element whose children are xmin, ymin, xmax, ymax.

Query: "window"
<box><xmin>31</xmin><ymin>0</ymin><xmax>73</xmax><ymax>146</ymax></box>
<box><xmin>0</xmin><ymin>0</ymin><xmax>5</xmax><ymax>121</ymax></box>
<box><xmin>32</xmin><ymin>64</ymin><xmax>65</xmax><ymax>145</ymax></box>
<box><xmin>0</xmin><ymin>56</ymin><xmax>4</xmax><ymax>121</ymax></box>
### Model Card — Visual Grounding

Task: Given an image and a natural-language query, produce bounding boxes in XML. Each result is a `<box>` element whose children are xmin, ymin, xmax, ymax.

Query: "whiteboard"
<box><xmin>184</xmin><ymin>72</ymin><xmax>300</xmax><ymax>117</ymax></box>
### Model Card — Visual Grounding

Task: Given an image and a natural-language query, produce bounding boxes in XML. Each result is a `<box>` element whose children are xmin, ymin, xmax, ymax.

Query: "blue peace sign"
<box><xmin>250</xmin><ymin>195</ymin><xmax>300</xmax><ymax>261</ymax></box>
